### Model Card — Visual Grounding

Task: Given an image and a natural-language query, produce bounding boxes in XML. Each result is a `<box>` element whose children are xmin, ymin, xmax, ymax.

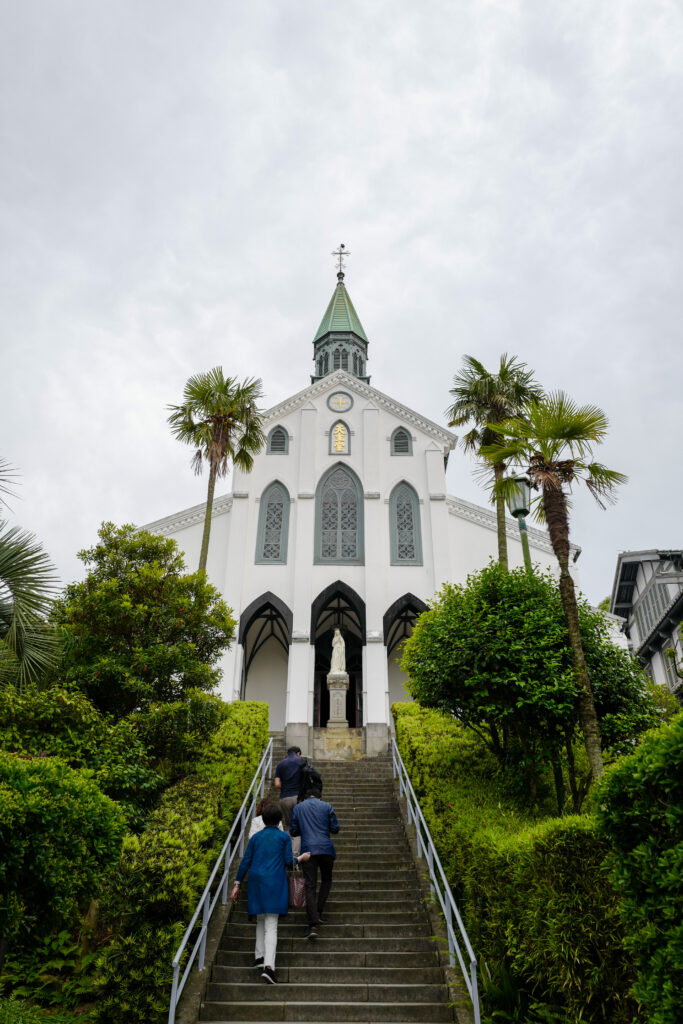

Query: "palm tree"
<box><xmin>0</xmin><ymin>461</ymin><xmax>60</xmax><ymax>690</ymax></box>
<box><xmin>446</xmin><ymin>354</ymin><xmax>544</xmax><ymax>569</ymax></box>
<box><xmin>168</xmin><ymin>368</ymin><xmax>265</xmax><ymax>573</ymax></box>
<box><xmin>482</xmin><ymin>391</ymin><xmax>627</xmax><ymax>781</ymax></box>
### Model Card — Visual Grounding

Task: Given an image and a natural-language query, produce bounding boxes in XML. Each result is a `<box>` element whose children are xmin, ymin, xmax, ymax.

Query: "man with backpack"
<box><xmin>274</xmin><ymin>746</ymin><xmax>305</xmax><ymax>830</ymax></box>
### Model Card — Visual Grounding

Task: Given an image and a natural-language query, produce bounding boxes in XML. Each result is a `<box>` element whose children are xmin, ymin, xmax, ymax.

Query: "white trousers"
<box><xmin>255</xmin><ymin>913</ymin><xmax>279</xmax><ymax>969</ymax></box>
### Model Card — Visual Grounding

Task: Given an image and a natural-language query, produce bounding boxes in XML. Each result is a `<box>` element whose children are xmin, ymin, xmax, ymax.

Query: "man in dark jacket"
<box><xmin>289</xmin><ymin>787</ymin><xmax>340</xmax><ymax>939</ymax></box>
<box><xmin>274</xmin><ymin>746</ymin><xmax>304</xmax><ymax>829</ymax></box>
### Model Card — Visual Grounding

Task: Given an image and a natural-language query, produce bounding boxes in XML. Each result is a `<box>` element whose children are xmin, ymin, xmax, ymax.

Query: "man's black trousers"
<box><xmin>301</xmin><ymin>854</ymin><xmax>334</xmax><ymax>926</ymax></box>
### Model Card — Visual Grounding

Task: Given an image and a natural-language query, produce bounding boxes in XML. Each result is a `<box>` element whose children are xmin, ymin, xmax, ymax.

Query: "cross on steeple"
<box><xmin>331</xmin><ymin>243</ymin><xmax>350</xmax><ymax>276</ymax></box>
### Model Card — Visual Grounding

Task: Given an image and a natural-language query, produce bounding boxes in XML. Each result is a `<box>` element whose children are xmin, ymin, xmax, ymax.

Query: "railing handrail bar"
<box><xmin>391</xmin><ymin>738</ymin><xmax>480</xmax><ymax>1023</ymax></box>
<box><xmin>168</xmin><ymin>737</ymin><xmax>273</xmax><ymax>1021</ymax></box>
<box><xmin>391</xmin><ymin>739</ymin><xmax>477</xmax><ymax>963</ymax></box>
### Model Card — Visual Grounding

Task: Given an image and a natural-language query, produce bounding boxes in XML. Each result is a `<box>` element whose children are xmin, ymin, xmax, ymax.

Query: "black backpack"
<box><xmin>298</xmin><ymin>759</ymin><xmax>323</xmax><ymax>801</ymax></box>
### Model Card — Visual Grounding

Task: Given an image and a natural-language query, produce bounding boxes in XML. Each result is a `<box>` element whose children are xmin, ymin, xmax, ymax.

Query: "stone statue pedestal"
<box><xmin>326</xmin><ymin>672</ymin><xmax>349</xmax><ymax>728</ymax></box>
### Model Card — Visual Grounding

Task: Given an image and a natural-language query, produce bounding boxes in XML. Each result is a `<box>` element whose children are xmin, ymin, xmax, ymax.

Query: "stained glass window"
<box><xmin>317</xmin><ymin>466</ymin><xmax>363</xmax><ymax>562</ymax></box>
<box><xmin>390</xmin><ymin>483</ymin><xmax>422</xmax><ymax>565</ymax></box>
<box><xmin>256</xmin><ymin>482</ymin><xmax>289</xmax><ymax>564</ymax></box>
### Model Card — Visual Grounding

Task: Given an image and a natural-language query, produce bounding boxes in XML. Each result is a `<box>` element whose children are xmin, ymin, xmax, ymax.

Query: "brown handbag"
<box><xmin>288</xmin><ymin>869</ymin><xmax>306</xmax><ymax>909</ymax></box>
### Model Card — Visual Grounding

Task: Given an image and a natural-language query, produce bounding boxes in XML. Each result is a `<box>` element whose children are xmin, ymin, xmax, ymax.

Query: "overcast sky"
<box><xmin>1</xmin><ymin>0</ymin><xmax>681</xmax><ymax>606</ymax></box>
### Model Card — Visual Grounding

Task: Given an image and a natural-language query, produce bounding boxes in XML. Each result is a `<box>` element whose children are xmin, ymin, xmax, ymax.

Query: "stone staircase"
<box><xmin>200</xmin><ymin>734</ymin><xmax>456</xmax><ymax>1022</ymax></box>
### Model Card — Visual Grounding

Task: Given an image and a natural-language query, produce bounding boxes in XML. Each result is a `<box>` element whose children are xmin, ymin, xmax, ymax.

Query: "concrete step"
<box><xmin>219</xmin><ymin>936</ymin><xmax>440</xmax><ymax>954</ymax></box>
<box><xmin>214</xmin><ymin>951</ymin><xmax>440</xmax><ymax>969</ymax></box>
<box><xmin>205</xmin><ymin>981</ymin><xmax>449</xmax><ymax>1003</ymax></box>
<box><xmin>223</xmin><ymin>922</ymin><xmax>432</xmax><ymax>939</ymax></box>
<box><xmin>201</xmin><ymin>1001</ymin><xmax>453</xmax><ymax>1021</ymax></box>
<box><xmin>211</xmin><ymin>966</ymin><xmax>444</xmax><ymax>985</ymax></box>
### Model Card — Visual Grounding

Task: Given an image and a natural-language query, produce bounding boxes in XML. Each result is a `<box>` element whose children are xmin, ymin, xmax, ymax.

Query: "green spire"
<box><xmin>313</xmin><ymin>273</ymin><xmax>368</xmax><ymax>343</ymax></box>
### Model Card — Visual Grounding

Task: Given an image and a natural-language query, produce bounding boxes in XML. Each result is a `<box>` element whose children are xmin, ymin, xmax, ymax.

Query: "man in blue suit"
<box><xmin>289</xmin><ymin>786</ymin><xmax>340</xmax><ymax>940</ymax></box>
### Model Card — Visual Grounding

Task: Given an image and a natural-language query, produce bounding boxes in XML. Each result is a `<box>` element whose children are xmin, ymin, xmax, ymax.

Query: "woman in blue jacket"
<box><xmin>231</xmin><ymin>803</ymin><xmax>309</xmax><ymax>984</ymax></box>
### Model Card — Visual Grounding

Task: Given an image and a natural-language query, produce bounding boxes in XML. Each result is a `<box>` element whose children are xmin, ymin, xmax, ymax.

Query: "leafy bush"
<box><xmin>597</xmin><ymin>712</ymin><xmax>683</xmax><ymax>1024</ymax></box>
<box><xmin>0</xmin><ymin>994</ymin><xmax>92</xmax><ymax>1024</ymax></box>
<box><xmin>52</xmin><ymin>524</ymin><xmax>236</xmax><ymax>718</ymax></box>
<box><xmin>0</xmin><ymin>686</ymin><xmax>164</xmax><ymax>830</ymax></box>
<box><xmin>393</xmin><ymin>703</ymin><xmax>637</xmax><ymax>1023</ymax></box>
<box><xmin>92</xmin><ymin>701</ymin><xmax>269</xmax><ymax>1023</ymax></box>
<box><xmin>0</xmin><ymin>754</ymin><xmax>125</xmax><ymax>969</ymax></box>
<box><xmin>402</xmin><ymin>562</ymin><xmax>661</xmax><ymax>811</ymax></box>
<box><xmin>129</xmin><ymin>689</ymin><xmax>231</xmax><ymax>780</ymax></box>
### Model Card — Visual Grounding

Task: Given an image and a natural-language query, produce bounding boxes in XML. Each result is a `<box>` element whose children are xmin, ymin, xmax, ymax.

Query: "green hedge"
<box><xmin>0</xmin><ymin>686</ymin><xmax>163</xmax><ymax>830</ymax></box>
<box><xmin>393</xmin><ymin>703</ymin><xmax>637</xmax><ymax>1023</ymax></box>
<box><xmin>92</xmin><ymin>700</ymin><xmax>269</xmax><ymax>1024</ymax></box>
<box><xmin>0</xmin><ymin>754</ymin><xmax>125</xmax><ymax>961</ymax></box>
<box><xmin>597</xmin><ymin>712</ymin><xmax>683</xmax><ymax>1024</ymax></box>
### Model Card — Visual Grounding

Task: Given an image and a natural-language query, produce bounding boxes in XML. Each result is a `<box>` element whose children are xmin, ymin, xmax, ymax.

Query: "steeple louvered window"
<box><xmin>256</xmin><ymin>482</ymin><xmax>290</xmax><ymax>564</ymax></box>
<box><xmin>390</xmin><ymin>483</ymin><xmax>422</xmax><ymax>565</ymax></box>
<box><xmin>391</xmin><ymin>427</ymin><xmax>412</xmax><ymax>456</ymax></box>
<box><xmin>315</xmin><ymin>465</ymin><xmax>364</xmax><ymax>564</ymax></box>
<box><xmin>267</xmin><ymin>426</ymin><xmax>289</xmax><ymax>454</ymax></box>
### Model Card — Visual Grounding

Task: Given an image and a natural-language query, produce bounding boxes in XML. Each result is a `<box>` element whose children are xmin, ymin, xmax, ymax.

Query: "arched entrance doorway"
<box><xmin>239</xmin><ymin>592</ymin><xmax>292</xmax><ymax>731</ymax></box>
<box><xmin>310</xmin><ymin>581</ymin><xmax>365</xmax><ymax>727</ymax></box>
<box><xmin>383</xmin><ymin>593</ymin><xmax>428</xmax><ymax>708</ymax></box>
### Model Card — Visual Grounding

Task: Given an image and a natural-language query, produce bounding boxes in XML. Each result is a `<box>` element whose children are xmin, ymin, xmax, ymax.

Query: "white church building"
<box><xmin>145</xmin><ymin>265</ymin><xmax>574</xmax><ymax>755</ymax></box>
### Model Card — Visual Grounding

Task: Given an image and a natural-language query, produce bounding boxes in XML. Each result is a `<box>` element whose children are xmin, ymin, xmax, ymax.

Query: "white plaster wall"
<box><xmin>243</xmin><ymin>635</ymin><xmax>289</xmax><ymax>731</ymax></box>
<box><xmin>387</xmin><ymin>654</ymin><xmax>412</xmax><ymax>709</ymax></box>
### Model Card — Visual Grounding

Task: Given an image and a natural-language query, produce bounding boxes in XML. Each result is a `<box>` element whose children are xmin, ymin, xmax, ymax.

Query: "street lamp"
<box><xmin>507</xmin><ymin>475</ymin><xmax>533</xmax><ymax>574</ymax></box>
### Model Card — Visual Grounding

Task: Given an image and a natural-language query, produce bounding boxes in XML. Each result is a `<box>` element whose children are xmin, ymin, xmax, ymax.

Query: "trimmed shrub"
<box><xmin>393</xmin><ymin>703</ymin><xmax>637</xmax><ymax>1023</ymax></box>
<box><xmin>0</xmin><ymin>753</ymin><xmax>125</xmax><ymax>966</ymax></box>
<box><xmin>129</xmin><ymin>689</ymin><xmax>231</xmax><ymax>780</ymax></box>
<box><xmin>597</xmin><ymin>712</ymin><xmax>683</xmax><ymax>1024</ymax></box>
<box><xmin>92</xmin><ymin>700</ymin><xmax>269</xmax><ymax>1023</ymax></box>
<box><xmin>0</xmin><ymin>686</ymin><xmax>163</xmax><ymax>829</ymax></box>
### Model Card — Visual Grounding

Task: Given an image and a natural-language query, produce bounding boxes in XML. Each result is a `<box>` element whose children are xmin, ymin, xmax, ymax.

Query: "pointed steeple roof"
<box><xmin>313</xmin><ymin>273</ymin><xmax>368</xmax><ymax>343</ymax></box>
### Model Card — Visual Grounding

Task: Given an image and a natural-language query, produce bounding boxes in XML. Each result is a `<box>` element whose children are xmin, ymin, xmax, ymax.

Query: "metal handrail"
<box><xmin>391</xmin><ymin>737</ymin><xmax>481</xmax><ymax>1024</ymax></box>
<box><xmin>168</xmin><ymin>737</ymin><xmax>274</xmax><ymax>1024</ymax></box>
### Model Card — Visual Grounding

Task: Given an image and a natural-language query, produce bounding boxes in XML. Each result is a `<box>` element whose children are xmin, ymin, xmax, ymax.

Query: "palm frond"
<box><xmin>0</xmin><ymin>522</ymin><xmax>61</xmax><ymax>688</ymax></box>
<box><xmin>0</xmin><ymin>458</ymin><xmax>20</xmax><ymax>512</ymax></box>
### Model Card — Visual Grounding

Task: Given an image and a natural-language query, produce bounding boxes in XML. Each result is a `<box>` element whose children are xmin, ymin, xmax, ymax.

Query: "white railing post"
<box><xmin>168</xmin><ymin>962</ymin><xmax>180</xmax><ymax>1024</ymax></box>
<box><xmin>197</xmin><ymin>896</ymin><xmax>210</xmax><ymax>971</ymax></box>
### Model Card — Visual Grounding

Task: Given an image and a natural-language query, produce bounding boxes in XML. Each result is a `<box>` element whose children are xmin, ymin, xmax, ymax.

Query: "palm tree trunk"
<box><xmin>494</xmin><ymin>462</ymin><xmax>509</xmax><ymax>569</ymax></box>
<box><xmin>543</xmin><ymin>484</ymin><xmax>604</xmax><ymax>780</ymax></box>
<box><xmin>199</xmin><ymin>462</ymin><xmax>218</xmax><ymax>573</ymax></box>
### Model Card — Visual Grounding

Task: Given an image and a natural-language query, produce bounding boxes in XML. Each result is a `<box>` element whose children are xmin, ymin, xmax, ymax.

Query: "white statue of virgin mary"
<box><xmin>330</xmin><ymin>627</ymin><xmax>346</xmax><ymax>674</ymax></box>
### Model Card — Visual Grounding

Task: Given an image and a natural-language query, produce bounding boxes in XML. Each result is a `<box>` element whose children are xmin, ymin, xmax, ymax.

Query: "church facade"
<box><xmin>145</xmin><ymin>268</ymin><xmax>574</xmax><ymax>754</ymax></box>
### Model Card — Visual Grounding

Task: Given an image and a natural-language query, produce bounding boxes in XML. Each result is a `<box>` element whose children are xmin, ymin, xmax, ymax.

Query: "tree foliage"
<box><xmin>446</xmin><ymin>354</ymin><xmax>543</xmax><ymax>569</ymax></box>
<box><xmin>0</xmin><ymin>753</ymin><xmax>125</xmax><ymax>971</ymax></box>
<box><xmin>52</xmin><ymin>523</ymin><xmax>236</xmax><ymax>718</ymax></box>
<box><xmin>482</xmin><ymin>390</ymin><xmax>627</xmax><ymax>782</ymax></box>
<box><xmin>597</xmin><ymin>712</ymin><xmax>683</xmax><ymax>1024</ymax></box>
<box><xmin>401</xmin><ymin>562</ymin><xmax>661</xmax><ymax>812</ymax></box>
<box><xmin>167</xmin><ymin>368</ymin><xmax>265</xmax><ymax>572</ymax></box>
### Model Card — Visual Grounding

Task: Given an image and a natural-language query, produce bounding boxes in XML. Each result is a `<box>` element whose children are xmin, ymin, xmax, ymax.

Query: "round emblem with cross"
<box><xmin>327</xmin><ymin>392</ymin><xmax>353</xmax><ymax>413</ymax></box>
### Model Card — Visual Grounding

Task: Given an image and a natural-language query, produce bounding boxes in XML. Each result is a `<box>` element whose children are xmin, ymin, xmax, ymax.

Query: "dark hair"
<box><xmin>256</xmin><ymin>797</ymin><xmax>276</xmax><ymax>817</ymax></box>
<box><xmin>307</xmin><ymin>786</ymin><xmax>323</xmax><ymax>799</ymax></box>
<box><xmin>287</xmin><ymin>746</ymin><xmax>302</xmax><ymax>756</ymax></box>
<box><xmin>262</xmin><ymin>804</ymin><xmax>283</xmax><ymax>828</ymax></box>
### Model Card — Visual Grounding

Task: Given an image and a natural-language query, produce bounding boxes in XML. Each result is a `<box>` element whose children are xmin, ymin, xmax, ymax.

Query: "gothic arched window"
<box><xmin>391</xmin><ymin>427</ymin><xmax>412</xmax><ymax>455</ymax></box>
<box><xmin>315</xmin><ymin>465</ymin><xmax>364</xmax><ymax>564</ymax></box>
<box><xmin>333</xmin><ymin>347</ymin><xmax>342</xmax><ymax>370</ymax></box>
<box><xmin>267</xmin><ymin>426</ymin><xmax>289</xmax><ymax>454</ymax></box>
<box><xmin>389</xmin><ymin>482</ymin><xmax>422</xmax><ymax>565</ymax></box>
<box><xmin>256</xmin><ymin>482</ymin><xmax>290</xmax><ymax>564</ymax></box>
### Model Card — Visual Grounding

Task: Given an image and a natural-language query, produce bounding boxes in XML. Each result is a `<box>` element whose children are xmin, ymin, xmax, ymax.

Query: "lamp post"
<box><xmin>507</xmin><ymin>475</ymin><xmax>533</xmax><ymax>574</ymax></box>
